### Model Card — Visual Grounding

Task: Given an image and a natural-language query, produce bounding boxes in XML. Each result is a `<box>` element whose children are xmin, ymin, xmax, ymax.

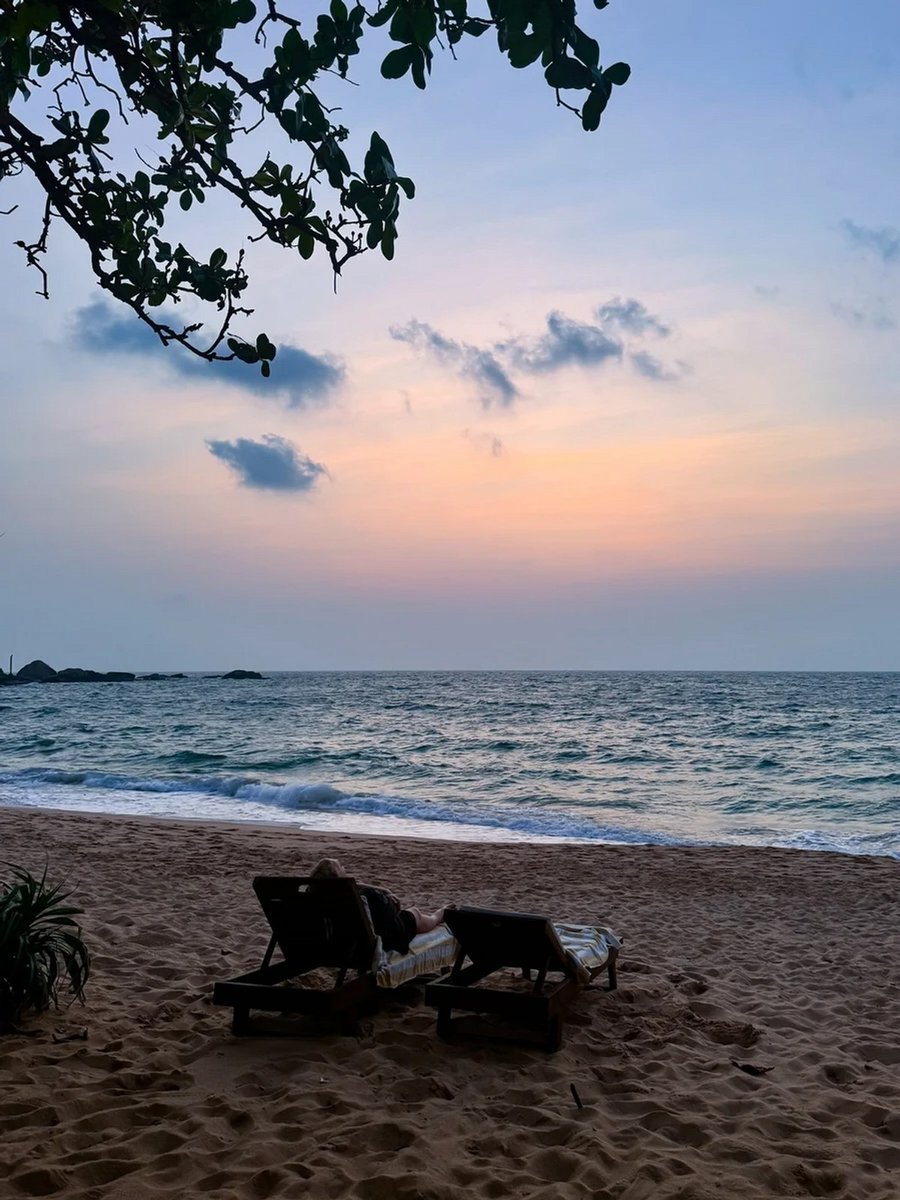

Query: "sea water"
<box><xmin>0</xmin><ymin>672</ymin><xmax>897</xmax><ymax>857</ymax></box>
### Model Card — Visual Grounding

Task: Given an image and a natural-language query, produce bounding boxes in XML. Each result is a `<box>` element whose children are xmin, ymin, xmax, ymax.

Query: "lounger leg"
<box><xmin>232</xmin><ymin>1005</ymin><xmax>250</xmax><ymax>1036</ymax></box>
<box><xmin>436</xmin><ymin>1005</ymin><xmax>454</xmax><ymax>1041</ymax></box>
<box><xmin>546</xmin><ymin>1016</ymin><xmax>563</xmax><ymax>1053</ymax></box>
<box><xmin>607</xmin><ymin>958</ymin><xmax>618</xmax><ymax>991</ymax></box>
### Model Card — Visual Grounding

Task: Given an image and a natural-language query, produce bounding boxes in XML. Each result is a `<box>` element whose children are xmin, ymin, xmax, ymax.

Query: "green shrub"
<box><xmin>0</xmin><ymin>866</ymin><xmax>91</xmax><ymax>1031</ymax></box>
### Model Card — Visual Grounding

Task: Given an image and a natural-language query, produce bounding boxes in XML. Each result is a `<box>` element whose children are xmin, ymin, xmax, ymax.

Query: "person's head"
<box><xmin>310</xmin><ymin>857</ymin><xmax>344</xmax><ymax>880</ymax></box>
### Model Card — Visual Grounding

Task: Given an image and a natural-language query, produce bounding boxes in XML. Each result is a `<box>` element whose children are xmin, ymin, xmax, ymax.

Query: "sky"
<box><xmin>1</xmin><ymin>0</ymin><xmax>899</xmax><ymax>671</ymax></box>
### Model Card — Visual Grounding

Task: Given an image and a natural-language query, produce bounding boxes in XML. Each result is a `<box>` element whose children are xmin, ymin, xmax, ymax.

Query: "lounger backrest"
<box><xmin>253</xmin><ymin>876</ymin><xmax>377</xmax><ymax>973</ymax></box>
<box><xmin>444</xmin><ymin>906</ymin><xmax>574</xmax><ymax>975</ymax></box>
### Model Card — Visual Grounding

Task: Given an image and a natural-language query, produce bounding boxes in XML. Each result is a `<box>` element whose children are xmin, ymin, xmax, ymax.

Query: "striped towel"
<box><xmin>554</xmin><ymin>924</ymin><xmax>622</xmax><ymax>985</ymax></box>
<box><xmin>374</xmin><ymin>925</ymin><xmax>459</xmax><ymax>988</ymax></box>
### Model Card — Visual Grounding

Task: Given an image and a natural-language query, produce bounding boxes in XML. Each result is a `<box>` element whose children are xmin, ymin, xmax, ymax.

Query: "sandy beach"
<box><xmin>1</xmin><ymin>806</ymin><xmax>898</xmax><ymax>1199</ymax></box>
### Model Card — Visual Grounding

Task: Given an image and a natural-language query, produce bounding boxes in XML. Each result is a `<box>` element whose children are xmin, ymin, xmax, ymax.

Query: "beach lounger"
<box><xmin>212</xmin><ymin>876</ymin><xmax>458</xmax><ymax>1036</ymax></box>
<box><xmin>424</xmin><ymin>906</ymin><xmax>621</xmax><ymax>1052</ymax></box>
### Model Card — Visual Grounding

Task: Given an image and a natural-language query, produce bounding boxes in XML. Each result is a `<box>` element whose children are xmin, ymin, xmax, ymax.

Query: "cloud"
<box><xmin>502</xmin><ymin>312</ymin><xmax>623</xmax><ymax>373</ymax></box>
<box><xmin>830</xmin><ymin>300</ymin><xmax>897</xmax><ymax>331</ymax></box>
<box><xmin>840</xmin><ymin>219</ymin><xmax>900</xmax><ymax>265</ymax></box>
<box><xmin>595</xmin><ymin>297</ymin><xmax>670</xmax><ymax>338</ymax></box>
<box><xmin>73</xmin><ymin>301</ymin><xmax>344</xmax><ymax>407</ymax></box>
<box><xmin>205</xmin><ymin>434</ymin><xmax>329</xmax><ymax>492</ymax></box>
<box><xmin>630</xmin><ymin>350</ymin><xmax>681</xmax><ymax>382</ymax></box>
<box><xmin>390</xmin><ymin>319</ymin><xmax>518</xmax><ymax>408</ymax></box>
<box><xmin>390</xmin><ymin>296</ymin><xmax>680</xmax><ymax>404</ymax></box>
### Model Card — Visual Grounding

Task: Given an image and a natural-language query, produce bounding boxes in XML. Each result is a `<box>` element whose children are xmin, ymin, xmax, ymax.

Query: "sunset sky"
<box><xmin>2</xmin><ymin>0</ymin><xmax>899</xmax><ymax>670</ymax></box>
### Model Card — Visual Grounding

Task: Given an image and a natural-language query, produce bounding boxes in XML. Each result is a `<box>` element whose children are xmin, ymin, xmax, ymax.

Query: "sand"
<box><xmin>1</xmin><ymin>807</ymin><xmax>898</xmax><ymax>1200</ymax></box>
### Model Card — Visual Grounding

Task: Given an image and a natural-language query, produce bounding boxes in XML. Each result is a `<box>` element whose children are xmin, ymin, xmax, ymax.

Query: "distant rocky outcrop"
<box><xmin>16</xmin><ymin>660</ymin><xmax>58</xmax><ymax>681</ymax></box>
<box><xmin>10</xmin><ymin>660</ymin><xmax>186</xmax><ymax>684</ymax></box>
<box><xmin>56</xmin><ymin>667</ymin><xmax>139</xmax><ymax>682</ymax></box>
<box><xmin>7</xmin><ymin>659</ymin><xmax>262</xmax><ymax>684</ymax></box>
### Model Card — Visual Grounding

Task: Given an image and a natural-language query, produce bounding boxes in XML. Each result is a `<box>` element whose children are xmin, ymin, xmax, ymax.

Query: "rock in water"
<box><xmin>16</xmin><ymin>659</ymin><xmax>57</xmax><ymax>681</ymax></box>
<box><xmin>221</xmin><ymin>669</ymin><xmax>264</xmax><ymax>680</ymax></box>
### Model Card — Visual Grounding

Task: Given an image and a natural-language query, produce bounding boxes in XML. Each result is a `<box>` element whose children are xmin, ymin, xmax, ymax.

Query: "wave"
<box><xmin>163</xmin><ymin>750</ymin><xmax>229</xmax><ymax>765</ymax></box>
<box><xmin>0</xmin><ymin>767</ymin><xmax>245</xmax><ymax>796</ymax></box>
<box><xmin>290</xmin><ymin>786</ymin><xmax>679</xmax><ymax>845</ymax></box>
<box><xmin>1</xmin><ymin>764</ymin><xmax>896</xmax><ymax>857</ymax></box>
<box><xmin>0</xmin><ymin>765</ymin><xmax>682</xmax><ymax>845</ymax></box>
<box><xmin>776</xmin><ymin>828</ymin><xmax>900</xmax><ymax>859</ymax></box>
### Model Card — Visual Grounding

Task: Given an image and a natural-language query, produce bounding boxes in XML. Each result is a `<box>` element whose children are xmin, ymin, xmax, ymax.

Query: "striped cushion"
<box><xmin>374</xmin><ymin>925</ymin><xmax>459</xmax><ymax>988</ymax></box>
<box><xmin>372</xmin><ymin>922</ymin><xmax>619</xmax><ymax>989</ymax></box>
<box><xmin>554</xmin><ymin>924</ymin><xmax>621</xmax><ymax>984</ymax></box>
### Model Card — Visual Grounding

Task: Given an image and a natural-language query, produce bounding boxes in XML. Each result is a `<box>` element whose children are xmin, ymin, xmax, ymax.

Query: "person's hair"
<box><xmin>310</xmin><ymin>857</ymin><xmax>343</xmax><ymax>879</ymax></box>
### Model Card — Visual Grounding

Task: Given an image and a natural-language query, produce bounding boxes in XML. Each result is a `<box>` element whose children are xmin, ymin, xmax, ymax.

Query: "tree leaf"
<box><xmin>87</xmin><ymin>109</ymin><xmax>110</xmax><ymax>140</ymax></box>
<box><xmin>545</xmin><ymin>58</ymin><xmax>593</xmax><ymax>90</ymax></box>
<box><xmin>256</xmin><ymin>333</ymin><xmax>276</xmax><ymax>359</ymax></box>
<box><xmin>603</xmin><ymin>61</ymin><xmax>631</xmax><ymax>86</ymax></box>
<box><xmin>581</xmin><ymin>84</ymin><xmax>609</xmax><ymax>131</ymax></box>
<box><xmin>572</xmin><ymin>29</ymin><xmax>600</xmax><ymax>69</ymax></box>
<box><xmin>411</xmin><ymin>6</ymin><xmax>436</xmax><ymax>46</ymax></box>
<box><xmin>507</xmin><ymin>33</ymin><xmax>543</xmax><ymax>69</ymax></box>
<box><xmin>380</xmin><ymin>46</ymin><xmax>414</xmax><ymax>79</ymax></box>
<box><xmin>368</xmin><ymin>0</ymin><xmax>399</xmax><ymax>28</ymax></box>
<box><xmin>410</xmin><ymin>46</ymin><xmax>428</xmax><ymax>89</ymax></box>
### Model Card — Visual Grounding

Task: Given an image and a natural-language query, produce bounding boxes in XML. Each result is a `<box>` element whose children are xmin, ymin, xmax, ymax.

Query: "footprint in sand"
<box><xmin>620</xmin><ymin>959</ymin><xmax>653</xmax><ymax>974</ymax></box>
<box><xmin>822</xmin><ymin>1062</ymin><xmax>859</xmax><ymax>1089</ymax></box>
<box><xmin>703</xmin><ymin>1020</ymin><xmax>761</xmax><ymax>1048</ymax></box>
<box><xmin>9</xmin><ymin>1166</ymin><xmax>68</xmax><ymax>1197</ymax></box>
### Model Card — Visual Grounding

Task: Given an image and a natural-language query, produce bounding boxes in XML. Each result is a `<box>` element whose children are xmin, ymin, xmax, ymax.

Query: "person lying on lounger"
<box><xmin>309</xmin><ymin>857</ymin><xmax>449</xmax><ymax>956</ymax></box>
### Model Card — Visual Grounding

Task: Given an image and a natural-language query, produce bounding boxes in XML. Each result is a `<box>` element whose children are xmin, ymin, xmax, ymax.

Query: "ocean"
<box><xmin>0</xmin><ymin>672</ymin><xmax>897</xmax><ymax>857</ymax></box>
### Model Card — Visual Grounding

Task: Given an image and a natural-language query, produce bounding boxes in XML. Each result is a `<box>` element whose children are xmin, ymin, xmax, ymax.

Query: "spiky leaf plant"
<box><xmin>0</xmin><ymin>866</ymin><xmax>91</xmax><ymax>1032</ymax></box>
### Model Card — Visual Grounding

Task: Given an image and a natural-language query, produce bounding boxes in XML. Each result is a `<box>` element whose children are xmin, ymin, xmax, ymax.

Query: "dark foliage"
<box><xmin>0</xmin><ymin>865</ymin><xmax>91</xmax><ymax>1031</ymax></box>
<box><xmin>0</xmin><ymin>1</ymin><xmax>629</xmax><ymax>372</ymax></box>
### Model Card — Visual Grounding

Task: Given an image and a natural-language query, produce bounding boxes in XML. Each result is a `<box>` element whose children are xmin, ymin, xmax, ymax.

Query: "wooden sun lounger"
<box><xmin>424</xmin><ymin>905</ymin><xmax>619</xmax><ymax>1052</ymax></box>
<box><xmin>213</xmin><ymin>876</ymin><xmax>384</xmax><ymax>1035</ymax></box>
<box><xmin>212</xmin><ymin>876</ymin><xmax>457</xmax><ymax>1036</ymax></box>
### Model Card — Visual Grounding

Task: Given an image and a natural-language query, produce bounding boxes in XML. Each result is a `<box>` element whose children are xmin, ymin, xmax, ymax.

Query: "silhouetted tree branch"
<box><xmin>0</xmin><ymin>0</ymin><xmax>630</xmax><ymax>374</ymax></box>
